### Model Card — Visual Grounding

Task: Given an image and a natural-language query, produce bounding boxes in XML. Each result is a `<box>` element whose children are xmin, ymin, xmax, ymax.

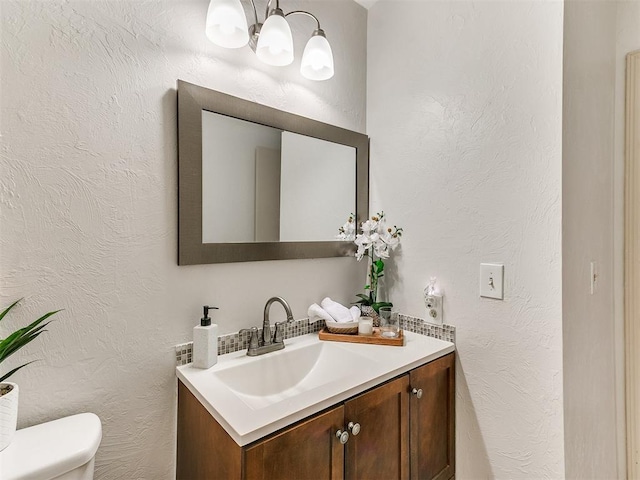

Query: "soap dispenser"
<box><xmin>193</xmin><ymin>305</ymin><xmax>219</xmax><ymax>369</ymax></box>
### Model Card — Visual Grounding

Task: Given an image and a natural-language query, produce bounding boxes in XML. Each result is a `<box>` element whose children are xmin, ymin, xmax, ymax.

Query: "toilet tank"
<box><xmin>0</xmin><ymin>413</ymin><xmax>102</xmax><ymax>480</ymax></box>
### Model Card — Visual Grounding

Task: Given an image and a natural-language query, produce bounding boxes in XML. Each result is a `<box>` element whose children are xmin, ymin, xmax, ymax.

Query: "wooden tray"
<box><xmin>318</xmin><ymin>327</ymin><xmax>404</xmax><ymax>346</ymax></box>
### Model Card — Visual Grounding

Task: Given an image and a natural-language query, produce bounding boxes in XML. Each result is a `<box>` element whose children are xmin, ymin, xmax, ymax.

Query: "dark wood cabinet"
<box><xmin>177</xmin><ymin>382</ymin><xmax>242</xmax><ymax>480</ymax></box>
<box><xmin>177</xmin><ymin>352</ymin><xmax>455</xmax><ymax>480</ymax></box>
<box><xmin>345</xmin><ymin>376</ymin><xmax>410</xmax><ymax>480</ymax></box>
<box><xmin>409</xmin><ymin>353</ymin><xmax>456</xmax><ymax>480</ymax></box>
<box><xmin>245</xmin><ymin>406</ymin><xmax>345</xmax><ymax>480</ymax></box>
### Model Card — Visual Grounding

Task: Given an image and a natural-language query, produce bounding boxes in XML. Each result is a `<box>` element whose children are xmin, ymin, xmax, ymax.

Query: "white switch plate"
<box><xmin>480</xmin><ymin>263</ymin><xmax>504</xmax><ymax>299</ymax></box>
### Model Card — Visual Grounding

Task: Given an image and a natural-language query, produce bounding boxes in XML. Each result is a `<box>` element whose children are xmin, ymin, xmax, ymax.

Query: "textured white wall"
<box><xmin>0</xmin><ymin>0</ymin><xmax>366</xmax><ymax>478</ymax></box>
<box><xmin>367</xmin><ymin>1</ymin><xmax>565</xmax><ymax>477</ymax></box>
<box><xmin>562</xmin><ymin>1</ymin><xmax>621</xmax><ymax>478</ymax></box>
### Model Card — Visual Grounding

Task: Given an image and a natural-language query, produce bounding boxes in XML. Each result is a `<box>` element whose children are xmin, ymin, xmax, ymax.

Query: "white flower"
<box><xmin>354</xmin><ymin>234</ymin><xmax>371</xmax><ymax>260</ymax></box>
<box><xmin>337</xmin><ymin>212</ymin><xmax>402</xmax><ymax>305</ymax></box>
<box><xmin>381</xmin><ymin>230</ymin><xmax>400</xmax><ymax>249</ymax></box>
<box><xmin>354</xmin><ymin>233</ymin><xmax>368</xmax><ymax>248</ymax></box>
<box><xmin>338</xmin><ymin>212</ymin><xmax>402</xmax><ymax>262</ymax></box>
<box><xmin>336</xmin><ymin>229</ymin><xmax>355</xmax><ymax>241</ymax></box>
<box><xmin>336</xmin><ymin>215</ymin><xmax>357</xmax><ymax>241</ymax></box>
<box><xmin>360</xmin><ymin>219</ymin><xmax>378</xmax><ymax>235</ymax></box>
<box><xmin>374</xmin><ymin>244</ymin><xmax>390</xmax><ymax>259</ymax></box>
<box><xmin>346</xmin><ymin>223</ymin><xmax>356</xmax><ymax>238</ymax></box>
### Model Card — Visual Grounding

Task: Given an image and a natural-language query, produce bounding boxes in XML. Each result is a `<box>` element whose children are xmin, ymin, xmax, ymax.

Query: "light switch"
<box><xmin>480</xmin><ymin>263</ymin><xmax>504</xmax><ymax>299</ymax></box>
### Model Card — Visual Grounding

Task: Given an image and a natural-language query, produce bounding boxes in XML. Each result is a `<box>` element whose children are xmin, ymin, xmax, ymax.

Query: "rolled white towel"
<box><xmin>321</xmin><ymin>297</ymin><xmax>354</xmax><ymax>323</ymax></box>
<box><xmin>349</xmin><ymin>306</ymin><xmax>361</xmax><ymax>321</ymax></box>
<box><xmin>307</xmin><ymin>303</ymin><xmax>334</xmax><ymax>324</ymax></box>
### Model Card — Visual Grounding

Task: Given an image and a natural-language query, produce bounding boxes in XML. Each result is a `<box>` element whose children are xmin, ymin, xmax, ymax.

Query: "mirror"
<box><xmin>178</xmin><ymin>80</ymin><xmax>369</xmax><ymax>264</ymax></box>
<box><xmin>201</xmin><ymin>111</ymin><xmax>356</xmax><ymax>243</ymax></box>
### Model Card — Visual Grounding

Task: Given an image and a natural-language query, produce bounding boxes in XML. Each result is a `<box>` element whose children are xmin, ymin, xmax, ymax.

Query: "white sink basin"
<box><xmin>213</xmin><ymin>342</ymin><xmax>371</xmax><ymax>409</ymax></box>
<box><xmin>177</xmin><ymin>331</ymin><xmax>454</xmax><ymax>446</ymax></box>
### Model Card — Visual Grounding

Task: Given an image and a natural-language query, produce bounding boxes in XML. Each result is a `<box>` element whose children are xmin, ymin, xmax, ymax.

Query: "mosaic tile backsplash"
<box><xmin>175</xmin><ymin>314</ymin><xmax>455</xmax><ymax>366</ymax></box>
<box><xmin>398</xmin><ymin>314</ymin><xmax>456</xmax><ymax>342</ymax></box>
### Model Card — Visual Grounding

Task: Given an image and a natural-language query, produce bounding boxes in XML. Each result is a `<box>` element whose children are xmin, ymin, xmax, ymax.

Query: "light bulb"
<box><xmin>221</xmin><ymin>23</ymin><xmax>235</xmax><ymax>36</ymax></box>
<box><xmin>205</xmin><ymin>0</ymin><xmax>249</xmax><ymax>49</ymax></box>
<box><xmin>256</xmin><ymin>9</ymin><xmax>294</xmax><ymax>66</ymax></box>
<box><xmin>300</xmin><ymin>30</ymin><xmax>334</xmax><ymax>81</ymax></box>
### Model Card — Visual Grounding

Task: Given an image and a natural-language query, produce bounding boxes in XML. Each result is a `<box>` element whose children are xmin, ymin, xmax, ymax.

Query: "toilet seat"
<box><xmin>0</xmin><ymin>413</ymin><xmax>102</xmax><ymax>480</ymax></box>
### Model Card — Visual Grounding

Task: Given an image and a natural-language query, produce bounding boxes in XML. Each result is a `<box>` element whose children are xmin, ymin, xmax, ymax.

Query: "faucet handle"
<box><xmin>274</xmin><ymin>312</ymin><xmax>296</xmax><ymax>343</ymax></box>
<box><xmin>273</xmin><ymin>321</ymin><xmax>287</xmax><ymax>344</ymax></box>
<box><xmin>239</xmin><ymin>327</ymin><xmax>259</xmax><ymax>351</ymax></box>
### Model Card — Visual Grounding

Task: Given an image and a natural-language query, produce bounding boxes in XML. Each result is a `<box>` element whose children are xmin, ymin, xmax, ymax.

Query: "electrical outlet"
<box><xmin>424</xmin><ymin>293</ymin><xmax>443</xmax><ymax>325</ymax></box>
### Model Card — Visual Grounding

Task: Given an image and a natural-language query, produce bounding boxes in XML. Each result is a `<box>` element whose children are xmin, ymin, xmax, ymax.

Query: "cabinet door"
<box><xmin>344</xmin><ymin>375</ymin><xmax>410</xmax><ymax>480</ymax></box>
<box><xmin>244</xmin><ymin>405</ymin><xmax>345</xmax><ymax>480</ymax></box>
<box><xmin>409</xmin><ymin>352</ymin><xmax>455</xmax><ymax>480</ymax></box>
<box><xmin>177</xmin><ymin>382</ymin><xmax>243</xmax><ymax>480</ymax></box>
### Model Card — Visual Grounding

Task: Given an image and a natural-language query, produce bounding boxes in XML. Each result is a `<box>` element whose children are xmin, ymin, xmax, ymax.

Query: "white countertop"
<box><xmin>176</xmin><ymin>331</ymin><xmax>454</xmax><ymax>446</ymax></box>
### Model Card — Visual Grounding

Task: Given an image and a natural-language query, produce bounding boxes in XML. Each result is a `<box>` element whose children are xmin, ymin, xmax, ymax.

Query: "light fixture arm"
<box><xmin>264</xmin><ymin>0</ymin><xmax>280</xmax><ymax>19</ymax></box>
<box><xmin>246</xmin><ymin>0</ymin><xmax>259</xmax><ymax>27</ymax></box>
<box><xmin>247</xmin><ymin>0</ymin><xmax>286</xmax><ymax>52</ymax></box>
<box><xmin>284</xmin><ymin>10</ymin><xmax>321</xmax><ymax>31</ymax></box>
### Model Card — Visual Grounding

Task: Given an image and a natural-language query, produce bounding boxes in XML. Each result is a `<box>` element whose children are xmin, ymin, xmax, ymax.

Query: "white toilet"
<box><xmin>0</xmin><ymin>412</ymin><xmax>102</xmax><ymax>480</ymax></box>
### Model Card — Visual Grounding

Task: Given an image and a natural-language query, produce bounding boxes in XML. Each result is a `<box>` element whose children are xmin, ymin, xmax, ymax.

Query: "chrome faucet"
<box><xmin>240</xmin><ymin>297</ymin><xmax>295</xmax><ymax>356</ymax></box>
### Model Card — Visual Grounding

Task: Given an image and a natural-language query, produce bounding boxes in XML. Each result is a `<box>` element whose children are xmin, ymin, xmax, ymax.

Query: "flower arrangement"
<box><xmin>338</xmin><ymin>212</ymin><xmax>403</xmax><ymax>313</ymax></box>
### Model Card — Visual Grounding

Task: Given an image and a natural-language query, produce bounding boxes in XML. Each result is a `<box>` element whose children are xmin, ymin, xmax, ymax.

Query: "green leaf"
<box><xmin>0</xmin><ymin>304</ymin><xmax>60</xmax><ymax>382</ymax></box>
<box><xmin>372</xmin><ymin>301</ymin><xmax>393</xmax><ymax>313</ymax></box>
<box><xmin>0</xmin><ymin>361</ymin><xmax>36</xmax><ymax>383</ymax></box>
<box><xmin>0</xmin><ymin>310</ymin><xmax>59</xmax><ymax>361</ymax></box>
<box><xmin>354</xmin><ymin>293</ymin><xmax>373</xmax><ymax>306</ymax></box>
<box><xmin>0</xmin><ymin>299</ymin><xmax>21</xmax><ymax>323</ymax></box>
<box><xmin>374</xmin><ymin>259</ymin><xmax>385</xmax><ymax>274</ymax></box>
<box><xmin>0</xmin><ymin>328</ymin><xmax>49</xmax><ymax>363</ymax></box>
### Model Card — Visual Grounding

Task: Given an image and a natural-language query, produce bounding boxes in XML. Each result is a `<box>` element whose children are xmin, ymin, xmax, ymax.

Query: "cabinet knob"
<box><xmin>336</xmin><ymin>429</ymin><xmax>349</xmax><ymax>444</ymax></box>
<box><xmin>347</xmin><ymin>421</ymin><xmax>361</xmax><ymax>436</ymax></box>
<box><xmin>411</xmin><ymin>388</ymin><xmax>423</xmax><ymax>399</ymax></box>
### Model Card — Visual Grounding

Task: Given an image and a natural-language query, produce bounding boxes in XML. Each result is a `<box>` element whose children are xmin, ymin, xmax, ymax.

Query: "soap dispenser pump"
<box><xmin>193</xmin><ymin>305</ymin><xmax>219</xmax><ymax>369</ymax></box>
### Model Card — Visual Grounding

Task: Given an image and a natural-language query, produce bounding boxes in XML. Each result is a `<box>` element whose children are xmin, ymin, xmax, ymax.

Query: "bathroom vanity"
<box><xmin>176</xmin><ymin>332</ymin><xmax>455</xmax><ymax>480</ymax></box>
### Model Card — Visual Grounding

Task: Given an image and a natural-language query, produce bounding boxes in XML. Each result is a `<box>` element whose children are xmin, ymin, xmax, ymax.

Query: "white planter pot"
<box><xmin>0</xmin><ymin>382</ymin><xmax>18</xmax><ymax>451</ymax></box>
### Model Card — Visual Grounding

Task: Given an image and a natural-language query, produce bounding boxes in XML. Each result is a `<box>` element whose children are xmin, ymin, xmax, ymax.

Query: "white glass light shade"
<box><xmin>205</xmin><ymin>0</ymin><xmax>249</xmax><ymax>49</ymax></box>
<box><xmin>255</xmin><ymin>12</ymin><xmax>294</xmax><ymax>66</ymax></box>
<box><xmin>300</xmin><ymin>33</ymin><xmax>334</xmax><ymax>81</ymax></box>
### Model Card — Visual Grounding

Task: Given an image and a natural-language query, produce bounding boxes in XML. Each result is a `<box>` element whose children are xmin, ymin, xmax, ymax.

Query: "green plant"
<box><xmin>0</xmin><ymin>299</ymin><xmax>59</xmax><ymax>383</ymax></box>
<box><xmin>354</xmin><ymin>257</ymin><xmax>394</xmax><ymax>313</ymax></box>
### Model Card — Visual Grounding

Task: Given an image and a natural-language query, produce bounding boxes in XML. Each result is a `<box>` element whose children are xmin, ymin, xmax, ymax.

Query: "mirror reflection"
<box><xmin>202</xmin><ymin>110</ymin><xmax>356</xmax><ymax>244</ymax></box>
